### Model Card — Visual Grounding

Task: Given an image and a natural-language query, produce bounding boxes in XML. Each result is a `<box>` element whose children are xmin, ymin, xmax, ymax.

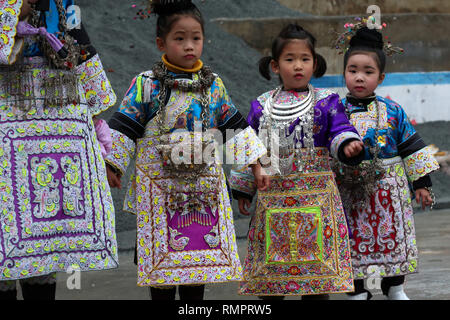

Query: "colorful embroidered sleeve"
<box><xmin>226</xmin><ymin>125</ymin><xmax>267</xmax><ymax>172</ymax></box>
<box><xmin>76</xmin><ymin>54</ymin><xmax>116</xmax><ymax>116</ymax></box>
<box><xmin>214</xmin><ymin>77</ymin><xmax>247</xmax><ymax>133</ymax></box>
<box><xmin>0</xmin><ymin>0</ymin><xmax>24</xmax><ymax>65</ymax></box>
<box><xmin>391</xmin><ymin>100</ymin><xmax>417</xmax><ymax>146</ymax></box>
<box><xmin>323</xmin><ymin>93</ymin><xmax>362</xmax><ymax>164</ymax></box>
<box><xmin>212</xmin><ymin>78</ymin><xmax>265</xmax><ymax>172</ymax></box>
<box><xmin>104</xmin><ymin>129</ymin><xmax>136</xmax><ymax>176</ymax></box>
<box><xmin>229</xmin><ymin>99</ymin><xmax>266</xmax><ymax>200</ymax></box>
<box><xmin>105</xmin><ymin>75</ymin><xmax>156</xmax><ymax>174</ymax></box>
<box><xmin>403</xmin><ymin>145</ymin><xmax>439</xmax><ymax>183</ymax></box>
<box><xmin>229</xmin><ymin>166</ymin><xmax>257</xmax><ymax>200</ymax></box>
<box><xmin>385</xmin><ymin>99</ymin><xmax>440</xmax><ymax>182</ymax></box>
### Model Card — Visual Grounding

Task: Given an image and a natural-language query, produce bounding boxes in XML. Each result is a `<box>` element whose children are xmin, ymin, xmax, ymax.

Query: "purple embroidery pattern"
<box><xmin>0</xmin><ymin>70</ymin><xmax>117</xmax><ymax>281</ymax></box>
<box><xmin>0</xmin><ymin>106</ymin><xmax>118</xmax><ymax>280</ymax></box>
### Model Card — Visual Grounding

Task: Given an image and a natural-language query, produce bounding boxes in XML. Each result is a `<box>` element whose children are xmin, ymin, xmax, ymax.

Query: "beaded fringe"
<box><xmin>0</xmin><ymin>62</ymin><xmax>79</xmax><ymax>112</ymax></box>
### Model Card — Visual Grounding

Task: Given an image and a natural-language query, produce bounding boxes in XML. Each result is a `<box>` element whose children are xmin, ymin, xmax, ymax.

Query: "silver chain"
<box><xmin>333</xmin><ymin>97</ymin><xmax>387</xmax><ymax>208</ymax></box>
<box><xmin>154</xmin><ymin>64</ymin><xmax>211</xmax><ymax>133</ymax></box>
<box><xmin>55</xmin><ymin>0</ymin><xmax>68</xmax><ymax>31</ymax></box>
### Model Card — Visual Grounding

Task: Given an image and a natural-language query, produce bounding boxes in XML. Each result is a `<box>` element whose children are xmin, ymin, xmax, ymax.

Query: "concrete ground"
<box><xmin>16</xmin><ymin>208</ymin><xmax>449</xmax><ymax>300</ymax></box>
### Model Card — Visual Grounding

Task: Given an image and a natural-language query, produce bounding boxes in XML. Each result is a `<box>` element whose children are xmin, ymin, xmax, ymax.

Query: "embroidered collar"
<box><xmin>162</xmin><ymin>54</ymin><xmax>203</xmax><ymax>74</ymax></box>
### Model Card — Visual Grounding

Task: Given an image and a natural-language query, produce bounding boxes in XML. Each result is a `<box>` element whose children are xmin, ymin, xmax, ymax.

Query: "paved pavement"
<box><xmin>13</xmin><ymin>208</ymin><xmax>450</xmax><ymax>300</ymax></box>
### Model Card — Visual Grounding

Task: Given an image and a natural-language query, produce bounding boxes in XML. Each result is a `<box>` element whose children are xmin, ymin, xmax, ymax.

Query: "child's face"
<box><xmin>344</xmin><ymin>53</ymin><xmax>385</xmax><ymax>98</ymax></box>
<box><xmin>156</xmin><ymin>15</ymin><xmax>204</xmax><ymax>70</ymax></box>
<box><xmin>271</xmin><ymin>39</ymin><xmax>315</xmax><ymax>91</ymax></box>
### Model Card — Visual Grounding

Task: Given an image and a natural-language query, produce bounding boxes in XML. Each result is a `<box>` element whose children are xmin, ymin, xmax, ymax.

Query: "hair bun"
<box><xmin>284</xmin><ymin>24</ymin><xmax>304</xmax><ymax>33</ymax></box>
<box><xmin>349</xmin><ymin>26</ymin><xmax>384</xmax><ymax>50</ymax></box>
<box><xmin>151</xmin><ymin>0</ymin><xmax>196</xmax><ymax>16</ymax></box>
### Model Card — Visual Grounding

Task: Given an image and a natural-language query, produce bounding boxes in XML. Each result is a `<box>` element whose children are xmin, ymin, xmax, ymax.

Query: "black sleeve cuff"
<box><xmin>398</xmin><ymin>132</ymin><xmax>427</xmax><ymax>159</ymax></box>
<box><xmin>218</xmin><ymin>111</ymin><xmax>249</xmax><ymax>142</ymax></box>
<box><xmin>337</xmin><ymin>138</ymin><xmax>365</xmax><ymax>166</ymax></box>
<box><xmin>108</xmin><ymin>112</ymin><xmax>145</xmax><ymax>143</ymax></box>
<box><xmin>68</xmin><ymin>23</ymin><xmax>98</xmax><ymax>65</ymax></box>
<box><xmin>412</xmin><ymin>175</ymin><xmax>432</xmax><ymax>190</ymax></box>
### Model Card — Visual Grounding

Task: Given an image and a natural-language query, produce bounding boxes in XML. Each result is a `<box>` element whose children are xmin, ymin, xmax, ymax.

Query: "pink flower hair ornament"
<box><xmin>332</xmin><ymin>15</ymin><xmax>404</xmax><ymax>56</ymax></box>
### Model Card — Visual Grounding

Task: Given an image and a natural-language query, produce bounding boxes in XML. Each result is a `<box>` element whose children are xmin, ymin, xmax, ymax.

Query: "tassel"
<box><xmin>135</xmin><ymin>75</ymin><xmax>143</xmax><ymax>103</ymax></box>
<box><xmin>143</xmin><ymin>77</ymin><xmax>153</xmax><ymax>103</ymax></box>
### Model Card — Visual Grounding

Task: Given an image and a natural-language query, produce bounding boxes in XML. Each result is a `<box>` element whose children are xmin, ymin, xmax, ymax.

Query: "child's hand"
<box><xmin>238</xmin><ymin>198</ymin><xmax>252</xmax><ymax>216</ymax></box>
<box><xmin>343</xmin><ymin>140</ymin><xmax>364</xmax><ymax>158</ymax></box>
<box><xmin>106</xmin><ymin>165</ymin><xmax>122</xmax><ymax>189</ymax></box>
<box><xmin>415</xmin><ymin>188</ymin><xmax>433</xmax><ymax>210</ymax></box>
<box><xmin>251</xmin><ymin>162</ymin><xmax>271</xmax><ymax>191</ymax></box>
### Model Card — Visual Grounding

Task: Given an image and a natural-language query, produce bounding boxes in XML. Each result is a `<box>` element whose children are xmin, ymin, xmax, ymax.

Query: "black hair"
<box><xmin>35</xmin><ymin>0</ymin><xmax>50</xmax><ymax>11</ymax></box>
<box><xmin>151</xmin><ymin>0</ymin><xmax>205</xmax><ymax>39</ymax></box>
<box><xmin>343</xmin><ymin>27</ymin><xmax>386</xmax><ymax>74</ymax></box>
<box><xmin>258</xmin><ymin>24</ymin><xmax>327</xmax><ymax>81</ymax></box>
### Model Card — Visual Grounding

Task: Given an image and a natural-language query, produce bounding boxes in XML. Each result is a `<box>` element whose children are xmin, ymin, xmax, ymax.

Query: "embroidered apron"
<box><xmin>239</xmin><ymin>148</ymin><xmax>354</xmax><ymax>296</ymax></box>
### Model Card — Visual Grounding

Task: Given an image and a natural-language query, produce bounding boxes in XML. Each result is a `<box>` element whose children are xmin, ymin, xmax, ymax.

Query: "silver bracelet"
<box><xmin>424</xmin><ymin>187</ymin><xmax>436</xmax><ymax>210</ymax></box>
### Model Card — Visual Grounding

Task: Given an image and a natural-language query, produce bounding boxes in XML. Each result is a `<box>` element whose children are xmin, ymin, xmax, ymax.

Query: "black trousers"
<box><xmin>149</xmin><ymin>285</ymin><xmax>205</xmax><ymax>301</ymax></box>
<box><xmin>348</xmin><ymin>275</ymin><xmax>405</xmax><ymax>298</ymax></box>
<box><xmin>137</xmin><ymin>241</ymin><xmax>205</xmax><ymax>301</ymax></box>
<box><xmin>0</xmin><ymin>282</ymin><xmax>56</xmax><ymax>301</ymax></box>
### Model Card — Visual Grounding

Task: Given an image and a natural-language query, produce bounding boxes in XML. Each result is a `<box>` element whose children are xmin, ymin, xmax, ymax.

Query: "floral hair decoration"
<box><xmin>333</xmin><ymin>16</ymin><xmax>404</xmax><ymax>56</ymax></box>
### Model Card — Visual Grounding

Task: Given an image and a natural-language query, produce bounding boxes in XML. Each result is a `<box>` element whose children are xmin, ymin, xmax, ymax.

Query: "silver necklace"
<box><xmin>265</xmin><ymin>84</ymin><xmax>314</xmax><ymax>120</ymax></box>
<box><xmin>262</xmin><ymin>85</ymin><xmax>316</xmax><ymax>175</ymax></box>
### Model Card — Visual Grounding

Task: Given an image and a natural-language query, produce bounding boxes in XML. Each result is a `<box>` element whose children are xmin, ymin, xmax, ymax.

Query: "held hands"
<box><xmin>415</xmin><ymin>188</ymin><xmax>433</xmax><ymax>210</ymax></box>
<box><xmin>238</xmin><ymin>162</ymin><xmax>271</xmax><ymax>216</ymax></box>
<box><xmin>250</xmin><ymin>161</ymin><xmax>271</xmax><ymax>191</ymax></box>
<box><xmin>343</xmin><ymin>140</ymin><xmax>364</xmax><ymax>158</ymax></box>
<box><xmin>106</xmin><ymin>165</ymin><xmax>122</xmax><ymax>189</ymax></box>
